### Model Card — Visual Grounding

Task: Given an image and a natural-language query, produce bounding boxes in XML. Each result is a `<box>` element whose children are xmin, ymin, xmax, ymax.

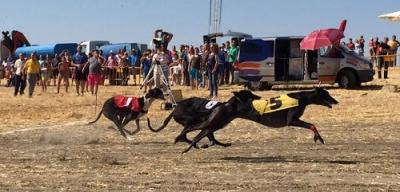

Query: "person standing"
<box><xmin>179</xmin><ymin>45</ymin><xmax>190</xmax><ymax>86</ymax></box>
<box><xmin>13</xmin><ymin>53</ymin><xmax>26</xmax><ymax>96</ymax></box>
<box><xmin>57</xmin><ymin>56</ymin><xmax>70</xmax><ymax>93</ymax></box>
<box><xmin>51</xmin><ymin>54</ymin><xmax>60</xmax><ymax>86</ymax></box>
<box><xmin>368</xmin><ymin>38</ymin><xmax>376</xmax><ymax>66</ymax></box>
<box><xmin>140</xmin><ymin>50</ymin><xmax>153</xmax><ymax>92</ymax></box>
<box><xmin>201</xmin><ymin>43</ymin><xmax>210</xmax><ymax>88</ymax></box>
<box><xmin>152</xmin><ymin>44</ymin><xmax>172</xmax><ymax>88</ymax></box>
<box><xmin>388</xmin><ymin>35</ymin><xmax>400</xmax><ymax>67</ymax></box>
<box><xmin>23</xmin><ymin>52</ymin><xmax>40</xmax><ymax>98</ymax></box>
<box><xmin>374</xmin><ymin>37</ymin><xmax>381</xmax><ymax>67</ymax></box>
<box><xmin>120</xmin><ymin>52</ymin><xmax>130</xmax><ymax>85</ymax></box>
<box><xmin>227</xmin><ymin>39</ymin><xmax>238</xmax><ymax>84</ymax></box>
<box><xmin>224</xmin><ymin>41</ymin><xmax>231</xmax><ymax>84</ymax></box>
<box><xmin>39</xmin><ymin>55</ymin><xmax>50</xmax><ymax>92</ymax></box>
<box><xmin>4</xmin><ymin>56</ymin><xmax>14</xmax><ymax>87</ymax></box>
<box><xmin>129</xmin><ymin>49</ymin><xmax>140</xmax><ymax>84</ymax></box>
<box><xmin>359</xmin><ymin>35</ymin><xmax>365</xmax><ymax>56</ymax></box>
<box><xmin>208</xmin><ymin>44</ymin><xmax>219</xmax><ymax>99</ymax></box>
<box><xmin>218</xmin><ymin>44</ymin><xmax>227</xmax><ymax>85</ymax></box>
<box><xmin>347</xmin><ymin>38</ymin><xmax>355</xmax><ymax>50</ymax></box>
<box><xmin>71</xmin><ymin>46</ymin><xmax>88</xmax><ymax>96</ymax></box>
<box><xmin>85</xmin><ymin>50</ymin><xmax>102</xmax><ymax>96</ymax></box>
<box><xmin>189</xmin><ymin>47</ymin><xmax>201</xmax><ymax>90</ymax></box>
<box><xmin>377</xmin><ymin>38</ymin><xmax>391</xmax><ymax>79</ymax></box>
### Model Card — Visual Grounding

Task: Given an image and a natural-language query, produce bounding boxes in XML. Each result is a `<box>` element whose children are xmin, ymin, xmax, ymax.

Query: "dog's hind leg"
<box><xmin>120</xmin><ymin>114</ymin><xmax>139</xmax><ymax>136</ymax></box>
<box><xmin>290</xmin><ymin>120</ymin><xmax>324</xmax><ymax>144</ymax></box>
<box><xmin>202</xmin><ymin>133</ymin><xmax>232</xmax><ymax>148</ymax></box>
<box><xmin>111</xmin><ymin>115</ymin><xmax>128</xmax><ymax>139</ymax></box>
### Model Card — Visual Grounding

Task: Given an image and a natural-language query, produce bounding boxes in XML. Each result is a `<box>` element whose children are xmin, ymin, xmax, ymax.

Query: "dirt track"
<box><xmin>0</xmin><ymin>72</ymin><xmax>400</xmax><ymax>191</ymax></box>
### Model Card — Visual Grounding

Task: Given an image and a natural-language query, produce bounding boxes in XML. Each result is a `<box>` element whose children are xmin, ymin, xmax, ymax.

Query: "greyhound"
<box><xmin>88</xmin><ymin>88</ymin><xmax>165</xmax><ymax>139</ymax></box>
<box><xmin>147</xmin><ymin>90</ymin><xmax>262</xmax><ymax>148</ymax></box>
<box><xmin>179</xmin><ymin>88</ymin><xmax>339</xmax><ymax>153</ymax></box>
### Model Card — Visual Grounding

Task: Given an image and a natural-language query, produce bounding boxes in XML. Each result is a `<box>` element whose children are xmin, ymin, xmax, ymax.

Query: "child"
<box><xmin>57</xmin><ymin>56</ymin><xmax>70</xmax><ymax>93</ymax></box>
<box><xmin>40</xmin><ymin>55</ymin><xmax>51</xmax><ymax>92</ymax></box>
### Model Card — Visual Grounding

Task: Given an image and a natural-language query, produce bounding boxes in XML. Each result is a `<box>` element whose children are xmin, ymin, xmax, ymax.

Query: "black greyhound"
<box><xmin>179</xmin><ymin>88</ymin><xmax>339</xmax><ymax>153</ymax></box>
<box><xmin>147</xmin><ymin>90</ymin><xmax>262</xmax><ymax>148</ymax></box>
<box><xmin>88</xmin><ymin>88</ymin><xmax>165</xmax><ymax>139</ymax></box>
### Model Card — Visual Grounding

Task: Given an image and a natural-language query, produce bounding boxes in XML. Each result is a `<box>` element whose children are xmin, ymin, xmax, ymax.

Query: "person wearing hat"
<box><xmin>23</xmin><ymin>52</ymin><xmax>40</xmax><ymax>97</ymax></box>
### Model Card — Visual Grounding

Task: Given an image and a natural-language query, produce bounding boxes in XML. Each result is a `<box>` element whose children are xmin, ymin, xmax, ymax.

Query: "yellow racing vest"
<box><xmin>252</xmin><ymin>94</ymin><xmax>299</xmax><ymax>115</ymax></box>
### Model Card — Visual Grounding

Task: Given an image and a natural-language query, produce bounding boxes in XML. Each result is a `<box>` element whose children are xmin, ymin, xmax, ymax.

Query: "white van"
<box><xmin>80</xmin><ymin>40</ymin><xmax>110</xmax><ymax>55</ymax></box>
<box><xmin>237</xmin><ymin>36</ymin><xmax>374</xmax><ymax>90</ymax></box>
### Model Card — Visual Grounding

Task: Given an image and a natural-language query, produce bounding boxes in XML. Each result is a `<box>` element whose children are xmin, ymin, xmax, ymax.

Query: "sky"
<box><xmin>1</xmin><ymin>0</ymin><xmax>399</xmax><ymax>47</ymax></box>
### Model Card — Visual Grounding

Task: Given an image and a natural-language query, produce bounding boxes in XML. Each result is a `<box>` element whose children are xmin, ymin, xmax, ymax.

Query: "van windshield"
<box><xmin>338</xmin><ymin>44</ymin><xmax>353</xmax><ymax>54</ymax></box>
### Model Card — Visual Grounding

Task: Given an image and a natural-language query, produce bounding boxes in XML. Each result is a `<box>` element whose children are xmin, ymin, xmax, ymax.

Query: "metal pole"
<box><xmin>218</xmin><ymin>0</ymin><xmax>222</xmax><ymax>33</ymax></box>
<box><xmin>209</xmin><ymin>0</ymin><xmax>212</xmax><ymax>33</ymax></box>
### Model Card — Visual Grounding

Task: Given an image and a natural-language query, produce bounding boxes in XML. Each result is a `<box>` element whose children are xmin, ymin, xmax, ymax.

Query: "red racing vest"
<box><xmin>114</xmin><ymin>95</ymin><xmax>142</xmax><ymax>112</ymax></box>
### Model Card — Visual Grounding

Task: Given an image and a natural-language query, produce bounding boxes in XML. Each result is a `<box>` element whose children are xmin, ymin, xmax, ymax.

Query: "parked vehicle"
<box><xmin>99</xmin><ymin>43</ymin><xmax>147</xmax><ymax>58</ymax></box>
<box><xmin>80</xmin><ymin>40</ymin><xmax>110</xmax><ymax>55</ymax></box>
<box><xmin>15</xmin><ymin>43</ymin><xmax>78</xmax><ymax>58</ymax></box>
<box><xmin>203</xmin><ymin>30</ymin><xmax>252</xmax><ymax>45</ymax></box>
<box><xmin>236</xmin><ymin>36</ymin><xmax>374</xmax><ymax>90</ymax></box>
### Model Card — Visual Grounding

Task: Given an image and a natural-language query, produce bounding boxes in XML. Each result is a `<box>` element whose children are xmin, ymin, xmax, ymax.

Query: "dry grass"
<box><xmin>0</xmin><ymin>69</ymin><xmax>399</xmax><ymax>191</ymax></box>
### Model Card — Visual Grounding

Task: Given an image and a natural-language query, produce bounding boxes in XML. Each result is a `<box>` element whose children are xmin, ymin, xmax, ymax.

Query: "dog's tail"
<box><xmin>147</xmin><ymin>111</ymin><xmax>173</xmax><ymax>132</ymax></box>
<box><xmin>88</xmin><ymin>110</ymin><xmax>102</xmax><ymax>125</ymax></box>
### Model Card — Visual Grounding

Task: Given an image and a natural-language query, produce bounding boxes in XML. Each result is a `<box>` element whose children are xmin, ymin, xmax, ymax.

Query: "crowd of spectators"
<box><xmin>345</xmin><ymin>35</ymin><xmax>399</xmax><ymax>79</ymax></box>
<box><xmin>3</xmin><ymin>34</ymin><xmax>398</xmax><ymax>98</ymax></box>
<box><xmin>0</xmin><ymin>38</ymin><xmax>240</xmax><ymax>99</ymax></box>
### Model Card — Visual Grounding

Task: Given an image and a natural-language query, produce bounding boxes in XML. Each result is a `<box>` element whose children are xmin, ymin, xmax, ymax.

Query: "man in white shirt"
<box><xmin>14</xmin><ymin>53</ymin><xmax>26</xmax><ymax>96</ymax></box>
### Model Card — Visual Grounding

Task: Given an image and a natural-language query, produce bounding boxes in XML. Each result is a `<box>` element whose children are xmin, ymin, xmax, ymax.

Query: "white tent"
<box><xmin>378</xmin><ymin>11</ymin><xmax>400</xmax><ymax>21</ymax></box>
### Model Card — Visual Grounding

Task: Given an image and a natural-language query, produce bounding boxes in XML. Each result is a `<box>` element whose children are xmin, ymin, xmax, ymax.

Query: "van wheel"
<box><xmin>338</xmin><ymin>70</ymin><xmax>358</xmax><ymax>89</ymax></box>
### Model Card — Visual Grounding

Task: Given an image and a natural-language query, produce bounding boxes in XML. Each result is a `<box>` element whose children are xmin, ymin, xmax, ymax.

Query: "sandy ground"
<box><xmin>0</xmin><ymin>69</ymin><xmax>399</xmax><ymax>191</ymax></box>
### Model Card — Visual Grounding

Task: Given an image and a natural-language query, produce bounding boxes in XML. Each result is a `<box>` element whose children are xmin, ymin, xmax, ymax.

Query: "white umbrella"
<box><xmin>378</xmin><ymin>11</ymin><xmax>400</xmax><ymax>21</ymax></box>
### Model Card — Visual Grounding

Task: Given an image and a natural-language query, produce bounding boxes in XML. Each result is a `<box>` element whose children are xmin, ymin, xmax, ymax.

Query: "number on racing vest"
<box><xmin>252</xmin><ymin>94</ymin><xmax>299</xmax><ymax>114</ymax></box>
<box><xmin>205</xmin><ymin>100</ymin><xmax>219</xmax><ymax>110</ymax></box>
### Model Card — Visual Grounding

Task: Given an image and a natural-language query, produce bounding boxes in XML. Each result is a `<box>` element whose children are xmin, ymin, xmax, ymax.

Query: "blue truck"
<box><xmin>15</xmin><ymin>43</ymin><xmax>78</xmax><ymax>57</ymax></box>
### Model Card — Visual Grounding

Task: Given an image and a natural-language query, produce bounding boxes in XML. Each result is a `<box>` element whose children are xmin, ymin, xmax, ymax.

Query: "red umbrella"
<box><xmin>300</xmin><ymin>29</ymin><xmax>344</xmax><ymax>50</ymax></box>
<box><xmin>300</xmin><ymin>20</ymin><xmax>347</xmax><ymax>50</ymax></box>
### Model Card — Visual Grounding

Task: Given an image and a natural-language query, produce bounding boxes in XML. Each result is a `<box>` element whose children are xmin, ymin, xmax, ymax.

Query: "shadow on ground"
<box><xmin>221</xmin><ymin>156</ymin><xmax>362</xmax><ymax>164</ymax></box>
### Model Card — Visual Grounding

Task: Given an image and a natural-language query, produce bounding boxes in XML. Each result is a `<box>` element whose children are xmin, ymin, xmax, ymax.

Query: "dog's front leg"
<box><xmin>289</xmin><ymin>120</ymin><xmax>324</xmax><ymax>144</ymax></box>
<box><xmin>132</xmin><ymin>119</ymin><xmax>141</xmax><ymax>135</ymax></box>
<box><xmin>182</xmin><ymin>128</ymin><xmax>210</xmax><ymax>153</ymax></box>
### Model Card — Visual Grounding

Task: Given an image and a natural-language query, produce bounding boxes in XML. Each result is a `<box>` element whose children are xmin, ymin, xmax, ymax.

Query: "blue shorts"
<box><xmin>191</xmin><ymin>68</ymin><xmax>199</xmax><ymax>80</ymax></box>
<box><xmin>218</xmin><ymin>64</ymin><xmax>225</xmax><ymax>74</ymax></box>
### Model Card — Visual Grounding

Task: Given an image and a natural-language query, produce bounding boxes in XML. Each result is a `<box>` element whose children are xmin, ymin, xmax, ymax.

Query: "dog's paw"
<box><xmin>126</xmin><ymin>136</ymin><xmax>135</xmax><ymax>141</ymax></box>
